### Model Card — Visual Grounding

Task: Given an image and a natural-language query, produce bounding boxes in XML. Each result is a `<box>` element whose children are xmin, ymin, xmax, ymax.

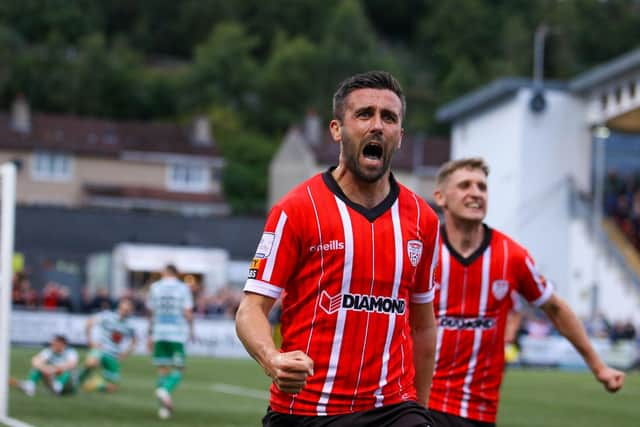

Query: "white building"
<box><xmin>436</xmin><ymin>48</ymin><xmax>640</xmax><ymax>324</ymax></box>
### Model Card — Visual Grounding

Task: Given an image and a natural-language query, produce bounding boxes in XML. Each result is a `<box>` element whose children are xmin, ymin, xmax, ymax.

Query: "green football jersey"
<box><xmin>93</xmin><ymin>310</ymin><xmax>136</xmax><ymax>357</ymax></box>
<box><xmin>146</xmin><ymin>278</ymin><xmax>193</xmax><ymax>344</ymax></box>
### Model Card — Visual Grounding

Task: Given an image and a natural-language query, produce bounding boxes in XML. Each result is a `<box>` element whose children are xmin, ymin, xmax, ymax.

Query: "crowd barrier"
<box><xmin>10</xmin><ymin>310</ymin><xmax>249</xmax><ymax>358</ymax></box>
<box><xmin>519</xmin><ymin>335</ymin><xmax>638</xmax><ymax>370</ymax></box>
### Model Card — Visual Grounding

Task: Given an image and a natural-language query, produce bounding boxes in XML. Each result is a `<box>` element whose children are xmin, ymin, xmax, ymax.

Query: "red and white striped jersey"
<box><xmin>429</xmin><ymin>225</ymin><xmax>553</xmax><ymax>423</ymax></box>
<box><xmin>244</xmin><ymin>170</ymin><xmax>440</xmax><ymax>416</ymax></box>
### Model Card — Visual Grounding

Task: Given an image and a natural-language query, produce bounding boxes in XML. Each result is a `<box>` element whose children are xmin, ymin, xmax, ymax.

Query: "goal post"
<box><xmin>0</xmin><ymin>161</ymin><xmax>22</xmax><ymax>426</ymax></box>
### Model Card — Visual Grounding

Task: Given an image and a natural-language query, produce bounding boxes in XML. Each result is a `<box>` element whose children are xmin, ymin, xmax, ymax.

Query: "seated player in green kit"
<box><xmin>78</xmin><ymin>297</ymin><xmax>137</xmax><ymax>392</ymax></box>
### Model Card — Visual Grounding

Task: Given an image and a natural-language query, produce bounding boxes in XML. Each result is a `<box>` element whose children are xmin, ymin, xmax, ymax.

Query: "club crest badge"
<box><xmin>492</xmin><ymin>280</ymin><xmax>509</xmax><ymax>300</ymax></box>
<box><xmin>407</xmin><ymin>240</ymin><xmax>423</xmax><ymax>267</ymax></box>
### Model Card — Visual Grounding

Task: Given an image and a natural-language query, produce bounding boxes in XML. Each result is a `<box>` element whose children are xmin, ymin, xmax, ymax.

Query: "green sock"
<box><xmin>78</xmin><ymin>366</ymin><xmax>93</xmax><ymax>384</ymax></box>
<box><xmin>157</xmin><ymin>374</ymin><xmax>169</xmax><ymax>389</ymax></box>
<box><xmin>27</xmin><ymin>369</ymin><xmax>42</xmax><ymax>383</ymax></box>
<box><xmin>164</xmin><ymin>370</ymin><xmax>183</xmax><ymax>393</ymax></box>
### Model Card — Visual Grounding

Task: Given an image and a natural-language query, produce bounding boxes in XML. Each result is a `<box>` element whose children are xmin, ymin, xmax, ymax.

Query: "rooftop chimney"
<box><xmin>11</xmin><ymin>94</ymin><xmax>31</xmax><ymax>134</ymax></box>
<box><xmin>192</xmin><ymin>115</ymin><xmax>213</xmax><ymax>146</ymax></box>
<box><xmin>303</xmin><ymin>109</ymin><xmax>321</xmax><ymax>146</ymax></box>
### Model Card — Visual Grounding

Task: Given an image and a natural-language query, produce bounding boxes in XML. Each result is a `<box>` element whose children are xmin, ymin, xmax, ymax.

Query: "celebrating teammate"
<box><xmin>15</xmin><ymin>334</ymin><xmax>78</xmax><ymax>397</ymax></box>
<box><xmin>236</xmin><ymin>71</ymin><xmax>440</xmax><ymax>426</ymax></box>
<box><xmin>428</xmin><ymin>157</ymin><xmax>625</xmax><ymax>426</ymax></box>
<box><xmin>78</xmin><ymin>297</ymin><xmax>137</xmax><ymax>393</ymax></box>
<box><xmin>146</xmin><ymin>264</ymin><xmax>194</xmax><ymax>419</ymax></box>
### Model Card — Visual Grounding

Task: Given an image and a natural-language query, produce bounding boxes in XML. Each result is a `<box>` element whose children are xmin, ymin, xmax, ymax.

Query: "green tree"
<box><xmin>256</xmin><ymin>33</ymin><xmax>321</xmax><ymax>133</ymax></box>
<box><xmin>182</xmin><ymin>22</ymin><xmax>258</xmax><ymax>113</ymax></box>
<box><xmin>217</xmin><ymin>129</ymin><xmax>277</xmax><ymax>215</ymax></box>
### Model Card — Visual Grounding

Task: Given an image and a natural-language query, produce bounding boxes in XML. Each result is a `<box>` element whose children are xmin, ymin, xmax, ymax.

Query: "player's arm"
<box><xmin>31</xmin><ymin>351</ymin><xmax>50</xmax><ymax>372</ymax></box>
<box><xmin>54</xmin><ymin>352</ymin><xmax>78</xmax><ymax>374</ymax></box>
<box><xmin>235</xmin><ymin>292</ymin><xmax>313</xmax><ymax>394</ymax></box>
<box><xmin>505</xmin><ymin>310</ymin><xmax>522</xmax><ymax>344</ymax></box>
<box><xmin>183</xmin><ymin>307</ymin><xmax>194</xmax><ymax>341</ymax></box>
<box><xmin>540</xmin><ymin>293</ymin><xmax>625</xmax><ymax>392</ymax></box>
<box><xmin>122</xmin><ymin>330</ymin><xmax>137</xmax><ymax>360</ymax></box>
<box><xmin>85</xmin><ymin>315</ymin><xmax>96</xmax><ymax>348</ymax></box>
<box><xmin>410</xmin><ymin>301</ymin><xmax>437</xmax><ymax>406</ymax></box>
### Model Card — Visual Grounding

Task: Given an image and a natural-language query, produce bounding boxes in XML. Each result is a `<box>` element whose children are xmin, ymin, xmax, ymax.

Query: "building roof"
<box><xmin>0</xmin><ymin>112</ymin><xmax>220</xmax><ymax>158</ymax></box>
<box><xmin>84</xmin><ymin>184</ymin><xmax>227</xmax><ymax>203</ymax></box>
<box><xmin>436</xmin><ymin>77</ymin><xmax>567</xmax><ymax>123</ymax></box>
<box><xmin>570</xmin><ymin>47</ymin><xmax>640</xmax><ymax>93</ymax></box>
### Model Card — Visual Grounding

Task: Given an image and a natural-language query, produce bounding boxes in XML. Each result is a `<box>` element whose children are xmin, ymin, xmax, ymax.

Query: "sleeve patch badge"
<box><xmin>255</xmin><ymin>232</ymin><xmax>275</xmax><ymax>259</ymax></box>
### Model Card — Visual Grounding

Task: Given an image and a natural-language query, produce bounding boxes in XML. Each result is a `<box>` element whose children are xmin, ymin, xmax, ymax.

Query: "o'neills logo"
<box><xmin>319</xmin><ymin>290</ymin><xmax>405</xmax><ymax>315</ymax></box>
<box><xmin>439</xmin><ymin>316</ymin><xmax>496</xmax><ymax>330</ymax></box>
<box><xmin>309</xmin><ymin>240</ymin><xmax>345</xmax><ymax>252</ymax></box>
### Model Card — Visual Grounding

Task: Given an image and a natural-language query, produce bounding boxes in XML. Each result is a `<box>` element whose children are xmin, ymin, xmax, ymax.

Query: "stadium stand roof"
<box><xmin>435</xmin><ymin>77</ymin><xmax>568</xmax><ymax>123</ymax></box>
<box><xmin>570</xmin><ymin>47</ymin><xmax>640</xmax><ymax>93</ymax></box>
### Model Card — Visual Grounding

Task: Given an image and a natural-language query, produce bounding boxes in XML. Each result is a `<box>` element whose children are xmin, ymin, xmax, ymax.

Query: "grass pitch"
<box><xmin>5</xmin><ymin>347</ymin><xmax>638</xmax><ymax>426</ymax></box>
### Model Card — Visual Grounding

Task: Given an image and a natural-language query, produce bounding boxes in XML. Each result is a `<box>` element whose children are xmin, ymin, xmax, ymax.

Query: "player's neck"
<box><xmin>331</xmin><ymin>165</ymin><xmax>390</xmax><ymax>209</ymax></box>
<box><xmin>444</xmin><ymin>217</ymin><xmax>485</xmax><ymax>258</ymax></box>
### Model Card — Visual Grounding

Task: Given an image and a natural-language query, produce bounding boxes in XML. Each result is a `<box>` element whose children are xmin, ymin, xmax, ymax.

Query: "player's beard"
<box><xmin>341</xmin><ymin>132</ymin><xmax>396</xmax><ymax>183</ymax></box>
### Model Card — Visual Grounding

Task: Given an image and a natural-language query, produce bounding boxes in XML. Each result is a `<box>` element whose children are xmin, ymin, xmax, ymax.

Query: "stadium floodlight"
<box><xmin>0</xmin><ymin>162</ymin><xmax>35</xmax><ymax>427</ymax></box>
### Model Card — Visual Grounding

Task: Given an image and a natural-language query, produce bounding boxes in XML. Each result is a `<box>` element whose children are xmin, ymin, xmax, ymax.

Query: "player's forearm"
<box><xmin>411</xmin><ymin>323</ymin><xmax>437</xmax><ymax>406</ymax></box>
<box><xmin>235</xmin><ymin>299</ymin><xmax>279</xmax><ymax>374</ymax></box>
<box><xmin>544</xmin><ymin>298</ymin><xmax>606</xmax><ymax>374</ymax></box>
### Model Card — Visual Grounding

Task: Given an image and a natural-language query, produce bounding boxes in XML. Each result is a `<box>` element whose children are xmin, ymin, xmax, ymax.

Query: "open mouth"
<box><xmin>362</xmin><ymin>143</ymin><xmax>383</xmax><ymax>160</ymax></box>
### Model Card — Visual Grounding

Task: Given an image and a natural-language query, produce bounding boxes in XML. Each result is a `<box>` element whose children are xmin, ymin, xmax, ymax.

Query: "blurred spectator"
<box><xmin>12</xmin><ymin>273</ymin><xmax>38</xmax><ymax>309</ymax></box>
<box><xmin>610</xmin><ymin>319</ymin><xmax>636</xmax><ymax>343</ymax></box>
<box><xmin>584</xmin><ymin>312</ymin><xmax>611</xmax><ymax>339</ymax></box>
<box><xmin>604</xmin><ymin>170</ymin><xmax>640</xmax><ymax>250</ymax></box>
<box><xmin>86</xmin><ymin>287</ymin><xmax>114</xmax><ymax>312</ymax></box>
<box><xmin>57</xmin><ymin>286</ymin><xmax>73</xmax><ymax>312</ymax></box>
<box><xmin>41</xmin><ymin>282</ymin><xmax>62</xmax><ymax>310</ymax></box>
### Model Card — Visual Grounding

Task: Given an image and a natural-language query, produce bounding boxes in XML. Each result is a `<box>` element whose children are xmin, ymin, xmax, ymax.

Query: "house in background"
<box><xmin>269</xmin><ymin>112</ymin><xmax>450</xmax><ymax>208</ymax></box>
<box><xmin>0</xmin><ymin>95</ymin><xmax>229</xmax><ymax>216</ymax></box>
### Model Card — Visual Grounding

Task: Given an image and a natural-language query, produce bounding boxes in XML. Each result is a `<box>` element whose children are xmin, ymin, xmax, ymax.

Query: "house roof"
<box><xmin>305</xmin><ymin>128</ymin><xmax>450</xmax><ymax>172</ymax></box>
<box><xmin>84</xmin><ymin>184</ymin><xmax>227</xmax><ymax>203</ymax></box>
<box><xmin>570</xmin><ymin>47</ymin><xmax>640</xmax><ymax>93</ymax></box>
<box><xmin>0</xmin><ymin>112</ymin><xmax>220</xmax><ymax>158</ymax></box>
<box><xmin>436</xmin><ymin>77</ymin><xmax>567</xmax><ymax>123</ymax></box>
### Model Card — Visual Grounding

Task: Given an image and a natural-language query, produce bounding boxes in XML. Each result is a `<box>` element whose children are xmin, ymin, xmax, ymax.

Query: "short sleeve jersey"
<box><xmin>93</xmin><ymin>310</ymin><xmax>136</xmax><ymax>357</ymax></box>
<box><xmin>429</xmin><ymin>225</ymin><xmax>553</xmax><ymax>423</ymax></box>
<box><xmin>147</xmin><ymin>278</ymin><xmax>194</xmax><ymax>344</ymax></box>
<box><xmin>244</xmin><ymin>170</ymin><xmax>440</xmax><ymax>416</ymax></box>
<box><xmin>38</xmin><ymin>346</ymin><xmax>78</xmax><ymax>368</ymax></box>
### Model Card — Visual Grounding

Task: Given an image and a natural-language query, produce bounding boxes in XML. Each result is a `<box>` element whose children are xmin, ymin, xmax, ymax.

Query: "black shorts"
<box><xmin>263</xmin><ymin>402</ymin><xmax>434</xmax><ymax>427</ymax></box>
<box><xmin>429</xmin><ymin>409</ymin><xmax>495</xmax><ymax>427</ymax></box>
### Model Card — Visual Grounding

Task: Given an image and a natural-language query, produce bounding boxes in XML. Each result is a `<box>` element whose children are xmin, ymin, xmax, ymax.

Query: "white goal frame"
<box><xmin>0</xmin><ymin>162</ymin><xmax>34</xmax><ymax>427</ymax></box>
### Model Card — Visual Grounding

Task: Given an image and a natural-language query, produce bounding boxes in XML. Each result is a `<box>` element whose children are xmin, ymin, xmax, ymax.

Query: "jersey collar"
<box><xmin>322</xmin><ymin>167</ymin><xmax>400</xmax><ymax>223</ymax></box>
<box><xmin>441</xmin><ymin>223</ymin><xmax>493</xmax><ymax>266</ymax></box>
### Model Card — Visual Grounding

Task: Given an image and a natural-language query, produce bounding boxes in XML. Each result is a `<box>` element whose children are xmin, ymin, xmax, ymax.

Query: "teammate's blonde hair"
<box><xmin>435</xmin><ymin>157</ymin><xmax>490</xmax><ymax>188</ymax></box>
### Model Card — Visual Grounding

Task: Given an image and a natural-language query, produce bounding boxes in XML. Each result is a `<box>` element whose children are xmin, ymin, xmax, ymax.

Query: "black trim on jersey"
<box><xmin>322</xmin><ymin>167</ymin><xmax>400</xmax><ymax>223</ymax></box>
<box><xmin>441</xmin><ymin>223</ymin><xmax>492</xmax><ymax>266</ymax></box>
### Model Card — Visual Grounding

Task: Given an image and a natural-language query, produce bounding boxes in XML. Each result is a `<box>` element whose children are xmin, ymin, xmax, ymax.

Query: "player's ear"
<box><xmin>329</xmin><ymin>119</ymin><xmax>342</xmax><ymax>143</ymax></box>
<box><xmin>433</xmin><ymin>185</ymin><xmax>446</xmax><ymax>208</ymax></box>
<box><xmin>397</xmin><ymin>128</ymin><xmax>404</xmax><ymax>149</ymax></box>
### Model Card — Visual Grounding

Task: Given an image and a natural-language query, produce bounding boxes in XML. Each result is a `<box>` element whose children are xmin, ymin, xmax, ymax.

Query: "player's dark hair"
<box><xmin>436</xmin><ymin>157</ymin><xmax>490</xmax><ymax>187</ymax></box>
<box><xmin>53</xmin><ymin>334</ymin><xmax>68</xmax><ymax>344</ymax></box>
<box><xmin>165</xmin><ymin>264</ymin><xmax>179</xmax><ymax>276</ymax></box>
<box><xmin>332</xmin><ymin>70</ymin><xmax>406</xmax><ymax>121</ymax></box>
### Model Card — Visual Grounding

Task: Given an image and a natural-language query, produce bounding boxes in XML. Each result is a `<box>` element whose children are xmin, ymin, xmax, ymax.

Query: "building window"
<box><xmin>31</xmin><ymin>151</ymin><xmax>73</xmax><ymax>181</ymax></box>
<box><xmin>167</xmin><ymin>163</ymin><xmax>210</xmax><ymax>192</ymax></box>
